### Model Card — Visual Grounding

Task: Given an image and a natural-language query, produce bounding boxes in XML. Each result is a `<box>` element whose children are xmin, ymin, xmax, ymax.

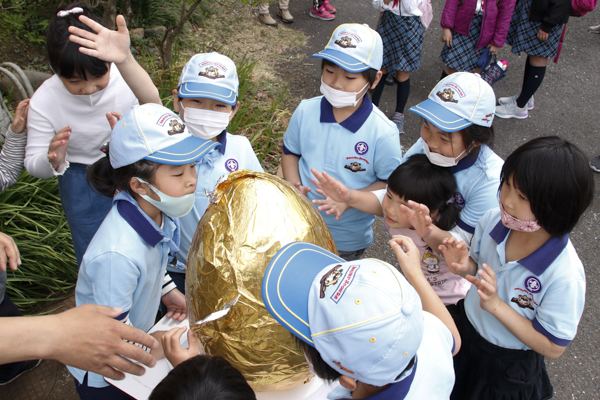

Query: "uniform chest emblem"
<box><xmin>355</xmin><ymin>142</ymin><xmax>369</xmax><ymax>155</ymax></box>
<box><xmin>344</xmin><ymin>162</ymin><xmax>365</xmax><ymax>172</ymax></box>
<box><xmin>511</xmin><ymin>294</ymin><xmax>535</xmax><ymax>310</ymax></box>
<box><xmin>452</xmin><ymin>192</ymin><xmax>465</xmax><ymax>209</ymax></box>
<box><xmin>225</xmin><ymin>159</ymin><xmax>239</xmax><ymax>172</ymax></box>
<box><xmin>525</xmin><ymin>276</ymin><xmax>542</xmax><ymax>293</ymax></box>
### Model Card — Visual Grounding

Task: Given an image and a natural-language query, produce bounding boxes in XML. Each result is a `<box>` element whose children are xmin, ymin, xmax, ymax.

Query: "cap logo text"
<box><xmin>331</xmin><ymin>265</ymin><xmax>360</xmax><ymax>303</ymax></box>
<box><xmin>157</xmin><ymin>113</ymin><xmax>179</xmax><ymax>126</ymax></box>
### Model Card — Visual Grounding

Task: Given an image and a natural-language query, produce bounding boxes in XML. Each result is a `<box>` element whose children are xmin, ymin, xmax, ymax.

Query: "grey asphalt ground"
<box><xmin>263</xmin><ymin>1</ymin><xmax>600</xmax><ymax>398</ymax></box>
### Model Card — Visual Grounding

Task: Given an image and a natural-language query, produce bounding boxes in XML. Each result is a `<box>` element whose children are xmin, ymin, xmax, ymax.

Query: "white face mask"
<box><xmin>136</xmin><ymin>178</ymin><xmax>195</xmax><ymax>218</ymax></box>
<box><xmin>320</xmin><ymin>78</ymin><xmax>369</xmax><ymax>108</ymax></box>
<box><xmin>423</xmin><ymin>140</ymin><xmax>467</xmax><ymax>168</ymax></box>
<box><xmin>73</xmin><ymin>87</ymin><xmax>106</xmax><ymax>107</ymax></box>
<box><xmin>180</xmin><ymin>103</ymin><xmax>231</xmax><ymax>139</ymax></box>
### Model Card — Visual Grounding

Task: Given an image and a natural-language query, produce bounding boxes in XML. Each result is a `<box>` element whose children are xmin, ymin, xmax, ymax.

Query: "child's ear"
<box><xmin>229</xmin><ymin>101</ymin><xmax>240</xmax><ymax>121</ymax></box>
<box><xmin>172</xmin><ymin>89</ymin><xmax>180</xmax><ymax>112</ymax></box>
<box><xmin>339</xmin><ymin>375</ymin><xmax>357</xmax><ymax>391</ymax></box>
<box><xmin>371</xmin><ymin>70</ymin><xmax>384</xmax><ymax>89</ymax></box>
<box><xmin>130</xmin><ymin>177</ymin><xmax>149</xmax><ymax>196</ymax></box>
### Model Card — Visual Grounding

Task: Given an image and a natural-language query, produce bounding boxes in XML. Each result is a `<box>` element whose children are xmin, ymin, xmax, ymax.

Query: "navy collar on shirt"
<box><xmin>117</xmin><ymin>200</ymin><xmax>164</xmax><ymax>247</ymax></box>
<box><xmin>320</xmin><ymin>95</ymin><xmax>373</xmax><ymax>133</ymax></box>
<box><xmin>217</xmin><ymin>130</ymin><xmax>227</xmax><ymax>154</ymax></box>
<box><xmin>489</xmin><ymin>220</ymin><xmax>569</xmax><ymax>276</ymax></box>
<box><xmin>356</xmin><ymin>357</ymin><xmax>418</xmax><ymax>400</ymax></box>
<box><xmin>447</xmin><ymin>151</ymin><xmax>476</xmax><ymax>174</ymax></box>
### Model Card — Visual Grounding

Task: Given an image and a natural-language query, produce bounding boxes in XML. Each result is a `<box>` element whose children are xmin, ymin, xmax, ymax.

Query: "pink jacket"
<box><xmin>440</xmin><ymin>0</ymin><xmax>517</xmax><ymax>48</ymax></box>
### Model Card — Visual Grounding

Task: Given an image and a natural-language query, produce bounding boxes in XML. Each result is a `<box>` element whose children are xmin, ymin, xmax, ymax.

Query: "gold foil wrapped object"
<box><xmin>186</xmin><ymin>170</ymin><xmax>338</xmax><ymax>392</ymax></box>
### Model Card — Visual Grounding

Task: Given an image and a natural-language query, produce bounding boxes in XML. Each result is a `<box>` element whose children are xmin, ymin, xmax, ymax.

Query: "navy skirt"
<box><xmin>440</xmin><ymin>14</ymin><xmax>486</xmax><ymax>72</ymax></box>
<box><xmin>506</xmin><ymin>0</ymin><xmax>562</xmax><ymax>57</ymax></box>
<box><xmin>378</xmin><ymin>11</ymin><xmax>424</xmax><ymax>72</ymax></box>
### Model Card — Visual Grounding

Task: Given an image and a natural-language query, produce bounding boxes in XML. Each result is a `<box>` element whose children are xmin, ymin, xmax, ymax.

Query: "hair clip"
<box><xmin>445</xmin><ymin>197</ymin><xmax>455</xmax><ymax>205</ymax></box>
<box><xmin>100</xmin><ymin>142</ymin><xmax>109</xmax><ymax>155</ymax></box>
<box><xmin>57</xmin><ymin>7</ymin><xmax>84</xmax><ymax>17</ymax></box>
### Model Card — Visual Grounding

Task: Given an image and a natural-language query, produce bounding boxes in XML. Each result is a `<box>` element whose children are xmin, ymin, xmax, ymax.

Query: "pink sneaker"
<box><xmin>322</xmin><ymin>0</ymin><xmax>337</xmax><ymax>13</ymax></box>
<box><xmin>310</xmin><ymin>5</ymin><xmax>335</xmax><ymax>20</ymax></box>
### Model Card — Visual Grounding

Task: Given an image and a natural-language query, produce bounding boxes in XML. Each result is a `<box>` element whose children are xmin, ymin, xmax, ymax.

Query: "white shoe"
<box><xmin>498</xmin><ymin>94</ymin><xmax>534</xmax><ymax>110</ymax></box>
<box><xmin>495</xmin><ymin>100</ymin><xmax>529</xmax><ymax>119</ymax></box>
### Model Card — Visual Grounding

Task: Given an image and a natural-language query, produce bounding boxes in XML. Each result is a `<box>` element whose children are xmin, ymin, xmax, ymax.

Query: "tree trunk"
<box><xmin>101</xmin><ymin>0</ymin><xmax>117</xmax><ymax>30</ymax></box>
<box><xmin>160</xmin><ymin>0</ymin><xmax>203</xmax><ymax>69</ymax></box>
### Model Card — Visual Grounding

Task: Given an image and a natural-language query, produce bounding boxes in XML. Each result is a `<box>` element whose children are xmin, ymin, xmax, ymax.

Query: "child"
<box><xmin>68</xmin><ymin>104</ymin><xmax>219</xmax><ymax>398</ymax></box>
<box><xmin>171</xmin><ymin>53</ymin><xmax>264</xmax><ymax>291</ymax></box>
<box><xmin>405</xmin><ymin>72</ymin><xmax>504</xmax><ymax>245</ymax></box>
<box><xmin>439</xmin><ymin>136</ymin><xmax>594</xmax><ymax>399</ymax></box>
<box><xmin>282</xmin><ymin>23</ymin><xmax>402</xmax><ymax>261</ymax></box>
<box><xmin>439</xmin><ymin>0</ymin><xmax>516</xmax><ymax>77</ymax></box>
<box><xmin>371</xmin><ymin>0</ymin><xmax>427</xmax><ymax>133</ymax></box>
<box><xmin>262</xmin><ymin>238</ymin><xmax>460</xmax><ymax>399</ymax></box>
<box><xmin>149</xmin><ymin>327</ymin><xmax>256</xmax><ymax>400</ymax></box>
<box><xmin>311</xmin><ymin>154</ymin><xmax>471</xmax><ymax>308</ymax></box>
<box><xmin>25</xmin><ymin>3</ymin><xmax>160</xmax><ymax>266</ymax></box>
<box><xmin>310</xmin><ymin>0</ymin><xmax>337</xmax><ymax>21</ymax></box>
<box><xmin>495</xmin><ymin>0</ymin><xmax>570</xmax><ymax>118</ymax></box>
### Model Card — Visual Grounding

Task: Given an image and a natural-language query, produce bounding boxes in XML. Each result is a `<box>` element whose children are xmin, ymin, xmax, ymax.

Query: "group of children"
<box><xmin>0</xmin><ymin>2</ymin><xmax>594</xmax><ymax>400</ymax></box>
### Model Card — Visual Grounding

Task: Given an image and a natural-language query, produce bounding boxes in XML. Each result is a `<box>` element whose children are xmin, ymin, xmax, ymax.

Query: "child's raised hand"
<box><xmin>47</xmin><ymin>126</ymin><xmax>71</xmax><ymax>171</ymax></box>
<box><xmin>0</xmin><ymin>232</ymin><xmax>20</xmax><ymax>272</ymax></box>
<box><xmin>294</xmin><ymin>181</ymin><xmax>312</xmax><ymax>197</ymax></box>
<box><xmin>438</xmin><ymin>237</ymin><xmax>470</xmax><ymax>277</ymax></box>
<box><xmin>400</xmin><ymin>200</ymin><xmax>434</xmax><ymax>238</ymax></box>
<box><xmin>465</xmin><ymin>263</ymin><xmax>502</xmax><ymax>313</ymax></box>
<box><xmin>310</xmin><ymin>168</ymin><xmax>352</xmax><ymax>204</ymax></box>
<box><xmin>106</xmin><ymin>111</ymin><xmax>123</xmax><ymax>130</ymax></box>
<box><xmin>162</xmin><ymin>289</ymin><xmax>187</xmax><ymax>321</ymax></box>
<box><xmin>312</xmin><ymin>197</ymin><xmax>349</xmax><ymax>220</ymax></box>
<box><xmin>11</xmin><ymin>99</ymin><xmax>29</xmax><ymax>134</ymax></box>
<box><xmin>389</xmin><ymin>235</ymin><xmax>422</xmax><ymax>279</ymax></box>
<box><xmin>68</xmin><ymin>14</ymin><xmax>131</xmax><ymax>65</ymax></box>
<box><xmin>441</xmin><ymin>28</ymin><xmax>453</xmax><ymax>47</ymax></box>
<box><xmin>162</xmin><ymin>327</ymin><xmax>200</xmax><ymax>368</ymax></box>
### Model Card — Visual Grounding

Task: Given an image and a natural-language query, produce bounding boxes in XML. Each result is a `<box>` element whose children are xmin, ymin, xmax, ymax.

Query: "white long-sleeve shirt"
<box><xmin>25</xmin><ymin>65</ymin><xmax>138</xmax><ymax>178</ymax></box>
<box><xmin>372</xmin><ymin>0</ymin><xmax>423</xmax><ymax>16</ymax></box>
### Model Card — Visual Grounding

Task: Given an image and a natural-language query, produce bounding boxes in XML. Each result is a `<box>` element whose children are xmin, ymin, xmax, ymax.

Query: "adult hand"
<box><xmin>0</xmin><ymin>232</ymin><xmax>20</xmax><ymax>272</ymax></box>
<box><xmin>47</xmin><ymin>126</ymin><xmax>71</xmax><ymax>171</ymax></box>
<box><xmin>162</xmin><ymin>289</ymin><xmax>187</xmax><ymax>321</ymax></box>
<box><xmin>68</xmin><ymin>15</ymin><xmax>131</xmax><ymax>64</ymax></box>
<box><xmin>162</xmin><ymin>327</ymin><xmax>200</xmax><ymax>368</ymax></box>
<box><xmin>11</xmin><ymin>99</ymin><xmax>30</xmax><ymax>134</ymax></box>
<box><xmin>46</xmin><ymin>304</ymin><xmax>158</xmax><ymax>380</ymax></box>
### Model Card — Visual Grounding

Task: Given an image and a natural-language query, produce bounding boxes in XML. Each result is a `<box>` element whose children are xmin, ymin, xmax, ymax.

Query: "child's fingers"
<box><xmin>115</xmin><ymin>15</ymin><xmax>129</xmax><ymax>33</ymax></box>
<box><xmin>68</xmin><ymin>34</ymin><xmax>97</xmax><ymax>50</ymax></box>
<box><xmin>187</xmin><ymin>328</ymin><xmax>200</xmax><ymax>354</ymax></box>
<box><xmin>78</xmin><ymin>14</ymin><xmax>104</xmax><ymax>33</ymax></box>
<box><xmin>465</xmin><ymin>274</ymin><xmax>481</xmax><ymax>286</ymax></box>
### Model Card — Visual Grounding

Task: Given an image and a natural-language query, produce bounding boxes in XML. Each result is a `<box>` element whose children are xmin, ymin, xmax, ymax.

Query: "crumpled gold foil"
<box><xmin>186</xmin><ymin>170</ymin><xmax>337</xmax><ymax>392</ymax></box>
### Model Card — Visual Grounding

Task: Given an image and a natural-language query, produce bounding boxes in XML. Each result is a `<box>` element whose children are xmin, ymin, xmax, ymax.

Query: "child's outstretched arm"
<box><xmin>310</xmin><ymin>168</ymin><xmax>383</xmax><ymax>218</ymax></box>
<box><xmin>389</xmin><ymin>236</ymin><xmax>461</xmax><ymax>355</ymax></box>
<box><xmin>438</xmin><ymin>237</ymin><xmax>477</xmax><ymax>278</ymax></box>
<box><xmin>466</xmin><ymin>264</ymin><xmax>566</xmax><ymax>359</ymax></box>
<box><xmin>68</xmin><ymin>15</ymin><xmax>161</xmax><ymax>105</ymax></box>
<box><xmin>162</xmin><ymin>327</ymin><xmax>200</xmax><ymax>368</ymax></box>
<box><xmin>400</xmin><ymin>200</ymin><xmax>453</xmax><ymax>252</ymax></box>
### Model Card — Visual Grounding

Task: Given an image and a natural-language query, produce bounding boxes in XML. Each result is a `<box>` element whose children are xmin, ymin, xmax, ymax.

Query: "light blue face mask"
<box><xmin>135</xmin><ymin>178</ymin><xmax>195</xmax><ymax>218</ymax></box>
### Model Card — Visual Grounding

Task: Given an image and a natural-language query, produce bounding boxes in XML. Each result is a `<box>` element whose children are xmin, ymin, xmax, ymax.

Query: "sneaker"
<box><xmin>258</xmin><ymin>13</ymin><xmax>278</xmax><ymax>26</ymax></box>
<box><xmin>495</xmin><ymin>100</ymin><xmax>529</xmax><ymax>119</ymax></box>
<box><xmin>590</xmin><ymin>155</ymin><xmax>600</xmax><ymax>172</ymax></box>
<box><xmin>322</xmin><ymin>0</ymin><xmax>337</xmax><ymax>13</ymax></box>
<box><xmin>391</xmin><ymin>112</ymin><xmax>405</xmax><ymax>134</ymax></box>
<box><xmin>310</xmin><ymin>5</ymin><xmax>335</xmax><ymax>20</ymax></box>
<box><xmin>385</xmin><ymin>74</ymin><xmax>395</xmax><ymax>85</ymax></box>
<box><xmin>0</xmin><ymin>359</ymin><xmax>42</xmax><ymax>386</ymax></box>
<box><xmin>589</xmin><ymin>24</ymin><xmax>600</xmax><ymax>33</ymax></box>
<box><xmin>278</xmin><ymin>8</ymin><xmax>294</xmax><ymax>23</ymax></box>
<box><xmin>498</xmin><ymin>94</ymin><xmax>534</xmax><ymax>110</ymax></box>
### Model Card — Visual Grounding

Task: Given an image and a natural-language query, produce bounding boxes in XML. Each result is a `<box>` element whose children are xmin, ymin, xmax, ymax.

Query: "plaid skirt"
<box><xmin>506</xmin><ymin>0</ymin><xmax>562</xmax><ymax>57</ymax></box>
<box><xmin>439</xmin><ymin>14</ymin><xmax>485</xmax><ymax>72</ymax></box>
<box><xmin>378</xmin><ymin>11</ymin><xmax>424</xmax><ymax>72</ymax></box>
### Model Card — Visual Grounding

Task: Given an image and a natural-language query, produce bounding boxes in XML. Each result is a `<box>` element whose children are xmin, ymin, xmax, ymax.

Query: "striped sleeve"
<box><xmin>0</xmin><ymin>126</ymin><xmax>26</xmax><ymax>191</ymax></box>
<box><xmin>162</xmin><ymin>272</ymin><xmax>176</xmax><ymax>297</ymax></box>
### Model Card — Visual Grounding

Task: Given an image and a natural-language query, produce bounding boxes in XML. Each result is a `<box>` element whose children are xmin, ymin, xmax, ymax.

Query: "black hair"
<box><xmin>47</xmin><ymin>3</ymin><xmax>110</xmax><ymax>79</ymax></box>
<box><xmin>294</xmin><ymin>337</ymin><xmax>341</xmax><ymax>382</ymax></box>
<box><xmin>387</xmin><ymin>154</ymin><xmax>460</xmax><ymax>231</ymax></box>
<box><xmin>321</xmin><ymin>59</ymin><xmax>379</xmax><ymax>90</ymax></box>
<box><xmin>500</xmin><ymin>136</ymin><xmax>594</xmax><ymax>237</ymax></box>
<box><xmin>87</xmin><ymin>142</ymin><xmax>159</xmax><ymax>197</ymax></box>
<box><xmin>149</xmin><ymin>355</ymin><xmax>256</xmax><ymax>400</ymax></box>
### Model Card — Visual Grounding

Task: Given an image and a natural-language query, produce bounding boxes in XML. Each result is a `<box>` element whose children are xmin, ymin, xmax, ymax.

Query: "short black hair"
<box><xmin>321</xmin><ymin>59</ymin><xmax>379</xmax><ymax>88</ymax></box>
<box><xmin>149</xmin><ymin>355</ymin><xmax>256</xmax><ymax>400</ymax></box>
<box><xmin>500</xmin><ymin>136</ymin><xmax>594</xmax><ymax>237</ymax></box>
<box><xmin>47</xmin><ymin>2</ymin><xmax>110</xmax><ymax>79</ymax></box>
<box><xmin>387</xmin><ymin>154</ymin><xmax>460</xmax><ymax>231</ymax></box>
<box><xmin>87</xmin><ymin>142</ymin><xmax>160</xmax><ymax>197</ymax></box>
<box><xmin>294</xmin><ymin>336</ymin><xmax>341</xmax><ymax>382</ymax></box>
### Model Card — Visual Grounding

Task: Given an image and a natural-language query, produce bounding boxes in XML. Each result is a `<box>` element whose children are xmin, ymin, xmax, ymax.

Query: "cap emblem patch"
<box><xmin>167</xmin><ymin>120</ymin><xmax>185</xmax><ymax>135</ymax></box>
<box><xmin>319</xmin><ymin>265</ymin><xmax>343</xmax><ymax>298</ymax></box>
<box><xmin>335</xmin><ymin>36</ymin><xmax>357</xmax><ymax>49</ymax></box>
<box><xmin>436</xmin><ymin>88</ymin><xmax>458</xmax><ymax>103</ymax></box>
<box><xmin>199</xmin><ymin>65</ymin><xmax>225</xmax><ymax>80</ymax></box>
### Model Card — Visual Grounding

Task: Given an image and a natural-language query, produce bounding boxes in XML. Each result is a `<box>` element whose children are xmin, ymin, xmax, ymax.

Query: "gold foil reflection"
<box><xmin>186</xmin><ymin>170</ymin><xmax>337</xmax><ymax>392</ymax></box>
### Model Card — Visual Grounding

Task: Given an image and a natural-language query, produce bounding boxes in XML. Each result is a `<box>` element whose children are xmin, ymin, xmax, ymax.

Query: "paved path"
<box><xmin>269</xmin><ymin>2</ymin><xmax>600</xmax><ymax>398</ymax></box>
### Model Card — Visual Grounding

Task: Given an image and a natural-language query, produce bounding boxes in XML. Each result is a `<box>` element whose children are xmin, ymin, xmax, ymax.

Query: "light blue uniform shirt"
<box><xmin>403</xmin><ymin>139</ymin><xmax>504</xmax><ymax>235</ymax></box>
<box><xmin>68</xmin><ymin>191</ymin><xmax>180</xmax><ymax>388</ymax></box>
<box><xmin>465</xmin><ymin>208</ymin><xmax>586</xmax><ymax>350</ymax></box>
<box><xmin>283</xmin><ymin>96</ymin><xmax>401</xmax><ymax>251</ymax></box>
<box><xmin>174</xmin><ymin>131</ymin><xmax>263</xmax><ymax>269</ymax></box>
<box><xmin>327</xmin><ymin>312</ymin><xmax>455</xmax><ymax>400</ymax></box>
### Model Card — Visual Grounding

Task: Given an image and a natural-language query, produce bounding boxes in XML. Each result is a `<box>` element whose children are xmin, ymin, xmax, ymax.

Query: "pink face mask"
<box><xmin>499</xmin><ymin>202</ymin><xmax>542</xmax><ymax>232</ymax></box>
